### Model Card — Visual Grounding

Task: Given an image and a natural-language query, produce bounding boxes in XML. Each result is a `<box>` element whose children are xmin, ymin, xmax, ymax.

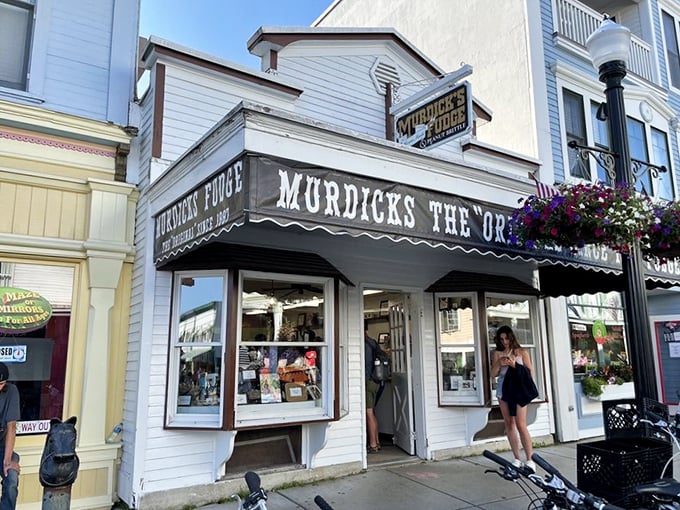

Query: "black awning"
<box><xmin>159</xmin><ymin>242</ymin><xmax>353</xmax><ymax>285</ymax></box>
<box><xmin>538</xmin><ymin>265</ymin><xmax>678</xmax><ymax>297</ymax></box>
<box><xmin>426</xmin><ymin>270</ymin><xmax>540</xmax><ymax>295</ymax></box>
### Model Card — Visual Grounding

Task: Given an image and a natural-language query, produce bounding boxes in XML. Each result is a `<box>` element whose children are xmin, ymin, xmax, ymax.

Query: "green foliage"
<box><xmin>580</xmin><ymin>362</ymin><xmax>633</xmax><ymax>398</ymax></box>
<box><xmin>510</xmin><ymin>182</ymin><xmax>652</xmax><ymax>253</ymax></box>
<box><xmin>581</xmin><ymin>374</ymin><xmax>605</xmax><ymax>397</ymax></box>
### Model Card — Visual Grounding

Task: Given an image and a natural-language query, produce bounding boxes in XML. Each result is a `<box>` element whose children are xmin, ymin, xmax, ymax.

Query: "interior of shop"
<box><xmin>364</xmin><ymin>289</ymin><xmax>414</xmax><ymax>464</ymax></box>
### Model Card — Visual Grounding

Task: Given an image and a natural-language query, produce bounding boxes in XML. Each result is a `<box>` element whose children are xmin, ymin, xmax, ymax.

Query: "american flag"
<box><xmin>532</xmin><ymin>175</ymin><xmax>559</xmax><ymax>199</ymax></box>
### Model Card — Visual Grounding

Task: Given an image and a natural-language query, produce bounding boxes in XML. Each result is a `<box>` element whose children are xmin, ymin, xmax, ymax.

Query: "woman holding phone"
<box><xmin>491</xmin><ymin>325</ymin><xmax>536</xmax><ymax>473</ymax></box>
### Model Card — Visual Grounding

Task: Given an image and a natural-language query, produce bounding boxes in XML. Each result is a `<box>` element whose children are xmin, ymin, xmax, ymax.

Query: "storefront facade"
<box><xmin>121</xmin><ymin>29</ymin><xmax>680</xmax><ymax>509</ymax></box>
<box><xmin>0</xmin><ymin>101</ymin><xmax>137</xmax><ymax>509</ymax></box>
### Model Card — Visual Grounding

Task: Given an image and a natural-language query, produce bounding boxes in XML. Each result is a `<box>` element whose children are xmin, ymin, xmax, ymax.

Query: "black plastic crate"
<box><xmin>602</xmin><ymin>398</ymin><xmax>671</xmax><ymax>444</ymax></box>
<box><xmin>577</xmin><ymin>438</ymin><xmax>673</xmax><ymax>498</ymax></box>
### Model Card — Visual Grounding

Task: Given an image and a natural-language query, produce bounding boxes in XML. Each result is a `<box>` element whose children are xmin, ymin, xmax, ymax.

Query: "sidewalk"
<box><xmin>198</xmin><ymin>441</ymin><xmax>585</xmax><ymax>510</ymax></box>
<box><xmin>197</xmin><ymin>439</ymin><xmax>680</xmax><ymax>510</ymax></box>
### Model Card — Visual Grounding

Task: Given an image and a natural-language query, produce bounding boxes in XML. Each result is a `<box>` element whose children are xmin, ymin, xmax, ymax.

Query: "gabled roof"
<box><xmin>247</xmin><ymin>26</ymin><xmax>492</xmax><ymax>122</ymax></box>
<box><xmin>141</xmin><ymin>35</ymin><xmax>304</xmax><ymax>97</ymax></box>
<box><xmin>247</xmin><ymin>26</ymin><xmax>443</xmax><ymax>76</ymax></box>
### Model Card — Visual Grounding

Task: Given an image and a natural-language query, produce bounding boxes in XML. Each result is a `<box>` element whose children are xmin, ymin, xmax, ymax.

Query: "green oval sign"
<box><xmin>0</xmin><ymin>287</ymin><xmax>53</xmax><ymax>333</ymax></box>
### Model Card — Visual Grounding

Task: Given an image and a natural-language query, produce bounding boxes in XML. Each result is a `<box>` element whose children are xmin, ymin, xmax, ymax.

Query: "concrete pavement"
<box><xmin>197</xmin><ymin>441</ymin><xmax>588</xmax><ymax>510</ymax></box>
<box><xmin>197</xmin><ymin>439</ymin><xmax>680</xmax><ymax>510</ymax></box>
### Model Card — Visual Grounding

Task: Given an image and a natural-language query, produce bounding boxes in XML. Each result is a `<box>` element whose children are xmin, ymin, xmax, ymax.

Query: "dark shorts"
<box><xmin>366</xmin><ymin>379</ymin><xmax>379</xmax><ymax>409</ymax></box>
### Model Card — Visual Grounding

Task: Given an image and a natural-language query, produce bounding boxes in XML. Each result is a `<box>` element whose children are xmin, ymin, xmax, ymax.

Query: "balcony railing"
<box><xmin>554</xmin><ymin>0</ymin><xmax>655</xmax><ymax>83</ymax></box>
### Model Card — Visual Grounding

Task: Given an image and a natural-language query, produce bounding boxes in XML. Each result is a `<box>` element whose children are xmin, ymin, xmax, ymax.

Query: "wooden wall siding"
<box><xmin>277</xmin><ymin>55</ymin><xmax>386</xmax><ymax>137</ymax></box>
<box><xmin>160</xmin><ymin>65</ymin><xmax>296</xmax><ymax>162</ymax></box>
<box><xmin>17</xmin><ymin>465</ymin><xmax>111</xmax><ymax>505</ymax></box>
<box><xmin>312</xmin><ymin>287</ymin><xmax>364</xmax><ymax>467</ymax></box>
<box><xmin>119</xmin><ymin>135</ymin><xmax>155</xmax><ymax>499</ymax></box>
<box><xmin>0</xmin><ymin>181</ymin><xmax>87</xmax><ymax>240</ymax></box>
<box><xmin>655</xmin><ymin>0</ymin><xmax>671</xmax><ymax>92</ymax></box>
<box><xmin>43</xmin><ymin>0</ymin><xmax>115</xmax><ymax>121</ymax></box>
<box><xmin>654</xmin><ymin>1</ymin><xmax>680</xmax><ymax>193</ymax></box>
<box><xmin>543</xmin><ymin>0</ymin><xmax>566</xmax><ymax>184</ymax></box>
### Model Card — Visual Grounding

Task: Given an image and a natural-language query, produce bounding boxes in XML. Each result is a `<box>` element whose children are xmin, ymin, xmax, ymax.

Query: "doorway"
<box><xmin>364</xmin><ymin>289</ymin><xmax>415</xmax><ymax>463</ymax></box>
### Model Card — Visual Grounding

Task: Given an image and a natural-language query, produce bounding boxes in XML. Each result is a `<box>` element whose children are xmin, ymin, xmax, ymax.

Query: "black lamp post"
<box><xmin>586</xmin><ymin>19</ymin><xmax>658</xmax><ymax>401</ymax></box>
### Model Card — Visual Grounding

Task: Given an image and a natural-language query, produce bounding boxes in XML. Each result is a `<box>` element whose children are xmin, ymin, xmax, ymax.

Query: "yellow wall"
<box><xmin>0</xmin><ymin>103</ymin><xmax>137</xmax><ymax>510</ymax></box>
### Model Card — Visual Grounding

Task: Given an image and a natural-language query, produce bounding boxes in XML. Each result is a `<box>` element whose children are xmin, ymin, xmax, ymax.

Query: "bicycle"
<box><xmin>623</xmin><ymin>406</ymin><xmax>680</xmax><ymax>509</ymax></box>
<box><xmin>230</xmin><ymin>471</ymin><xmax>335</xmax><ymax>510</ymax></box>
<box><xmin>231</xmin><ymin>471</ymin><xmax>268</xmax><ymax>510</ymax></box>
<box><xmin>483</xmin><ymin>449</ymin><xmax>625</xmax><ymax>510</ymax></box>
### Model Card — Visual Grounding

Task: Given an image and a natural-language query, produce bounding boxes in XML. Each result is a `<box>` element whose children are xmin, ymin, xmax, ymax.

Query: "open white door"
<box><xmin>389</xmin><ymin>302</ymin><xmax>414</xmax><ymax>454</ymax></box>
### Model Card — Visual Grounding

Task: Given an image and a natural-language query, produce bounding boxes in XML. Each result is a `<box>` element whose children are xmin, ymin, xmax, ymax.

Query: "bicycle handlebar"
<box><xmin>314</xmin><ymin>495</ymin><xmax>334</xmax><ymax>510</ymax></box>
<box><xmin>531</xmin><ymin>453</ymin><xmax>579</xmax><ymax>493</ymax></box>
<box><xmin>245</xmin><ymin>471</ymin><xmax>261</xmax><ymax>493</ymax></box>
<box><xmin>483</xmin><ymin>449</ymin><xmax>516</xmax><ymax>470</ymax></box>
<box><xmin>644</xmin><ymin>409</ymin><xmax>669</xmax><ymax>427</ymax></box>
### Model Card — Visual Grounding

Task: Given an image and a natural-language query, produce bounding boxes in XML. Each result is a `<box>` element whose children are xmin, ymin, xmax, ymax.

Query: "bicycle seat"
<box><xmin>633</xmin><ymin>478</ymin><xmax>680</xmax><ymax>498</ymax></box>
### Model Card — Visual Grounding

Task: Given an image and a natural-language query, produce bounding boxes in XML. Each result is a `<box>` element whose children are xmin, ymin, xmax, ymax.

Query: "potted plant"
<box><xmin>509</xmin><ymin>182</ymin><xmax>652</xmax><ymax>253</ymax></box>
<box><xmin>644</xmin><ymin>201</ymin><xmax>680</xmax><ymax>259</ymax></box>
<box><xmin>580</xmin><ymin>363</ymin><xmax>633</xmax><ymax>399</ymax></box>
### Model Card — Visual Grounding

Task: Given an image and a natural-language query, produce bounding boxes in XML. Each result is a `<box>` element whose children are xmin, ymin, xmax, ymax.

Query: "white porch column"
<box><xmin>545</xmin><ymin>297</ymin><xmax>580</xmax><ymax>442</ymax></box>
<box><xmin>78</xmin><ymin>255</ymin><xmax>124</xmax><ymax>446</ymax></box>
<box><xmin>78</xmin><ymin>180</ymin><xmax>136</xmax><ymax>446</ymax></box>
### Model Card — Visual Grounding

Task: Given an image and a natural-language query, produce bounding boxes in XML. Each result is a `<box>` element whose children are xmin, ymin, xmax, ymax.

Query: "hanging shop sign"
<box><xmin>0</xmin><ymin>288</ymin><xmax>53</xmax><ymax>334</ymax></box>
<box><xmin>394</xmin><ymin>82</ymin><xmax>471</xmax><ymax>149</ymax></box>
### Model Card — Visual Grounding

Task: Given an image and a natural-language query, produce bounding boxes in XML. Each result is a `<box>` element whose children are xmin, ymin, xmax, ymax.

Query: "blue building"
<box><xmin>318</xmin><ymin>0</ymin><xmax>680</xmax><ymax>441</ymax></box>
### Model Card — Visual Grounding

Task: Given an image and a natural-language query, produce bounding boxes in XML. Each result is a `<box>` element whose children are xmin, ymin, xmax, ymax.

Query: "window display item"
<box><xmin>284</xmin><ymin>383</ymin><xmax>307</xmax><ymax>402</ymax></box>
<box><xmin>259</xmin><ymin>373</ymin><xmax>282</xmax><ymax>404</ymax></box>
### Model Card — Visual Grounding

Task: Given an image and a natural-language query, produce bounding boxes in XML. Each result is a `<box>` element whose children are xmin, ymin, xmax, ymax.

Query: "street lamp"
<box><xmin>586</xmin><ymin>19</ymin><xmax>658</xmax><ymax>401</ymax></box>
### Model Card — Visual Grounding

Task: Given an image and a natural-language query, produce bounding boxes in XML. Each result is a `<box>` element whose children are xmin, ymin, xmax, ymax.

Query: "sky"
<box><xmin>139</xmin><ymin>0</ymin><xmax>335</xmax><ymax>68</ymax></box>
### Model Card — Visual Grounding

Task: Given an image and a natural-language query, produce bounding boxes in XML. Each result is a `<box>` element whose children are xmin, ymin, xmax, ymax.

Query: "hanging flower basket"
<box><xmin>509</xmin><ymin>182</ymin><xmax>653</xmax><ymax>253</ymax></box>
<box><xmin>643</xmin><ymin>202</ymin><xmax>680</xmax><ymax>260</ymax></box>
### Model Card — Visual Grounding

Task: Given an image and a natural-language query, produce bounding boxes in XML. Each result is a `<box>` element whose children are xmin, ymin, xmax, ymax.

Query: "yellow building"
<box><xmin>0</xmin><ymin>100</ymin><xmax>137</xmax><ymax>509</ymax></box>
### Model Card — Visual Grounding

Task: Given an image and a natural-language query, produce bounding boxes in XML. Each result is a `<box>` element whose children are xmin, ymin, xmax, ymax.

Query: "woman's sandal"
<box><xmin>367</xmin><ymin>445</ymin><xmax>380</xmax><ymax>454</ymax></box>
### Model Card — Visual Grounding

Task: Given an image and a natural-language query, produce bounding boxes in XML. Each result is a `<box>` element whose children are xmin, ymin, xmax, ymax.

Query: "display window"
<box><xmin>0</xmin><ymin>261</ymin><xmax>73</xmax><ymax>435</ymax></box>
<box><xmin>436</xmin><ymin>294</ymin><xmax>482</xmax><ymax>405</ymax></box>
<box><xmin>435</xmin><ymin>291</ymin><xmax>542</xmax><ymax>406</ymax></box>
<box><xmin>486</xmin><ymin>294</ymin><xmax>542</xmax><ymax>405</ymax></box>
<box><xmin>166</xmin><ymin>270</ymin><xmax>227</xmax><ymax>428</ymax></box>
<box><xmin>165</xmin><ymin>267</ymin><xmax>337</xmax><ymax>429</ymax></box>
<box><xmin>234</xmin><ymin>271</ymin><xmax>335</xmax><ymax>428</ymax></box>
<box><xmin>567</xmin><ymin>292</ymin><xmax>629</xmax><ymax>383</ymax></box>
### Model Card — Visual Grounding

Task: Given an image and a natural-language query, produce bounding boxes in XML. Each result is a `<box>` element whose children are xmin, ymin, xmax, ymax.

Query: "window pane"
<box><xmin>0</xmin><ymin>2</ymin><xmax>32</xmax><ymax>90</ymax></box>
<box><xmin>662</xmin><ymin>11</ymin><xmax>680</xmax><ymax>89</ymax></box>
<box><xmin>178</xmin><ymin>346</ymin><xmax>221</xmax><ymax>414</ymax></box>
<box><xmin>568</xmin><ymin>292</ymin><xmax>629</xmax><ymax>379</ymax></box>
<box><xmin>591</xmin><ymin>102</ymin><xmax>612</xmax><ymax>185</ymax></box>
<box><xmin>437</xmin><ymin>295</ymin><xmax>478</xmax><ymax>396</ymax></box>
<box><xmin>238</xmin><ymin>276</ymin><xmax>326</xmax><ymax>408</ymax></box>
<box><xmin>563</xmin><ymin>89</ymin><xmax>590</xmax><ymax>180</ymax></box>
<box><xmin>651</xmin><ymin>127</ymin><xmax>674</xmax><ymax>201</ymax></box>
<box><xmin>487</xmin><ymin>295</ymin><xmax>539</xmax><ymax>401</ymax></box>
<box><xmin>175</xmin><ymin>275</ymin><xmax>224</xmax><ymax>416</ymax></box>
<box><xmin>0</xmin><ymin>262</ymin><xmax>73</xmax><ymax>433</ymax></box>
<box><xmin>627</xmin><ymin>117</ymin><xmax>651</xmax><ymax>194</ymax></box>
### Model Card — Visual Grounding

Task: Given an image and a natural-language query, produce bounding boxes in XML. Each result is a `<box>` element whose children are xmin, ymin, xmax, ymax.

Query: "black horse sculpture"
<box><xmin>39</xmin><ymin>416</ymin><xmax>79</xmax><ymax>489</ymax></box>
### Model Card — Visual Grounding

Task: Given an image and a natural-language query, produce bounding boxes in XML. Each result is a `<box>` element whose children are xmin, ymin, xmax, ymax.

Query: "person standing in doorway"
<box><xmin>0</xmin><ymin>362</ymin><xmax>20</xmax><ymax>510</ymax></box>
<box><xmin>364</xmin><ymin>322</ymin><xmax>381</xmax><ymax>454</ymax></box>
<box><xmin>491</xmin><ymin>325</ymin><xmax>537</xmax><ymax>472</ymax></box>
